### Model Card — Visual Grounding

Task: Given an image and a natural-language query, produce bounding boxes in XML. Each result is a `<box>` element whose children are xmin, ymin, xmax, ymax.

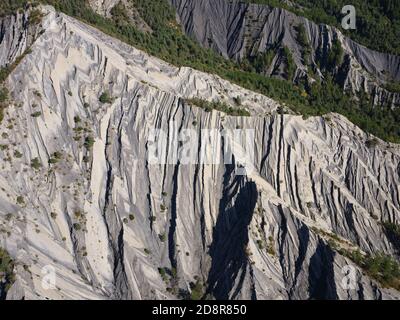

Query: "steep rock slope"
<box><xmin>0</xmin><ymin>7</ymin><xmax>42</xmax><ymax>66</ymax></box>
<box><xmin>170</xmin><ymin>0</ymin><xmax>400</xmax><ymax>107</ymax></box>
<box><xmin>0</xmin><ymin>6</ymin><xmax>399</xmax><ymax>300</ymax></box>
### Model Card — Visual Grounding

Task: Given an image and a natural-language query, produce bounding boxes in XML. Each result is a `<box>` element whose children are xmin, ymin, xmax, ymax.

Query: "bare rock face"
<box><xmin>0</xmin><ymin>6</ymin><xmax>399</xmax><ymax>300</ymax></box>
<box><xmin>170</xmin><ymin>0</ymin><xmax>400</xmax><ymax>107</ymax></box>
<box><xmin>88</xmin><ymin>0</ymin><xmax>120</xmax><ymax>17</ymax></box>
<box><xmin>0</xmin><ymin>7</ymin><xmax>42</xmax><ymax>66</ymax></box>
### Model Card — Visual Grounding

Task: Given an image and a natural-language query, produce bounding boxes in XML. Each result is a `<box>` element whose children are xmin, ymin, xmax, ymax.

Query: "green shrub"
<box><xmin>16</xmin><ymin>196</ymin><xmax>25</xmax><ymax>205</ymax></box>
<box><xmin>31</xmin><ymin>111</ymin><xmax>42</xmax><ymax>118</ymax></box>
<box><xmin>13</xmin><ymin>150</ymin><xmax>23</xmax><ymax>158</ymax></box>
<box><xmin>283</xmin><ymin>46</ymin><xmax>296</xmax><ymax>81</ymax></box>
<box><xmin>84</xmin><ymin>136</ymin><xmax>95</xmax><ymax>149</ymax></box>
<box><xmin>190</xmin><ymin>280</ymin><xmax>204</xmax><ymax>300</ymax></box>
<box><xmin>48</xmin><ymin>157</ymin><xmax>59</xmax><ymax>164</ymax></box>
<box><xmin>99</xmin><ymin>92</ymin><xmax>113</xmax><ymax>104</ymax></box>
<box><xmin>53</xmin><ymin>151</ymin><xmax>63</xmax><ymax>160</ymax></box>
<box><xmin>30</xmin><ymin>157</ymin><xmax>41</xmax><ymax>170</ymax></box>
<box><xmin>327</xmin><ymin>38</ymin><xmax>344</xmax><ymax>70</ymax></box>
<box><xmin>0</xmin><ymin>87</ymin><xmax>9</xmax><ymax>103</ymax></box>
<box><xmin>171</xmin><ymin>267</ymin><xmax>177</xmax><ymax>279</ymax></box>
<box><xmin>295</xmin><ymin>24</ymin><xmax>311</xmax><ymax>65</ymax></box>
<box><xmin>248</xmin><ymin>50</ymin><xmax>275</xmax><ymax>73</ymax></box>
<box><xmin>158</xmin><ymin>267</ymin><xmax>166</xmax><ymax>276</ymax></box>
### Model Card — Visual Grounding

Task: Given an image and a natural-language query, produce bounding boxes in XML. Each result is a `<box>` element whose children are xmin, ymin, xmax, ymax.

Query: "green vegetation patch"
<box><xmin>190</xmin><ymin>280</ymin><xmax>204</xmax><ymax>300</ymax></box>
<box><xmin>0</xmin><ymin>248</ymin><xmax>16</xmax><ymax>299</ymax></box>
<box><xmin>99</xmin><ymin>91</ymin><xmax>113</xmax><ymax>104</ymax></box>
<box><xmin>342</xmin><ymin>249</ymin><xmax>400</xmax><ymax>291</ymax></box>
<box><xmin>0</xmin><ymin>87</ymin><xmax>9</xmax><ymax>103</ymax></box>
<box><xmin>384</xmin><ymin>81</ymin><xmax>400</xmax><ymax>94</ymax></box>
<box><xmin>30</xmin><ymin>157</ymin><xmax>42</xmax><ymax>170</ymax></box>
<box><xmin>318</xmin><ymin>224</ymin><xmax>400</xmax><ymax>291</ymax></box>
<box><xmin>295</xmin><ymin>24</ymin><xmax>311</xmax><ymax>66</ymax></box>
<box><xmin>84</xmin><ymin>136</ymin><xmax>95</xmax><ymax>149</ymax></box>
<box><xmin>327</xmin><ymin>38</ymin><xmax>344</xmax><ymax>70</ymax></box>
<box><xmin>184</xmin><ymin>98</ymin><xmax>250</xmax><ymax>117</ymax></box>
<box><xmin>16</xmin><ymin>195</ymin><xmax>25</xmax><ymax>205</ymax></box>
<box><xmin>31</xmin><ymin>111</ymin><xmax>42</xmax><ymax>117</ymax></box>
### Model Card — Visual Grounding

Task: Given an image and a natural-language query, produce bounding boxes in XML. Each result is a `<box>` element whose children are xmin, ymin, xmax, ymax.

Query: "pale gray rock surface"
<box><xmin>0</xmin><ymin>6</ymin><xmax>399</xmax><ymax>300</ymax></box>
<box><xmin>0</xmin><ymin>7</ymin><xmax>42</xmax><ymax>66</ymax></box>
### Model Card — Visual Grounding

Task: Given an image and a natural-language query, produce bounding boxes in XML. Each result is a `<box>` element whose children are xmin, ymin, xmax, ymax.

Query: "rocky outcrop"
<box><xmin>0</xmin><ymin>6</ymin><xmax>43</xmax><ymax>67</ymax></box>
<box><xmin>0</xmin><ymin>6</ymin><xmax>399</xmax><ymax>300</ymax></box>
<box><xmin>88</xmin><ymin>0</ymin><xmax>120</xmax><ymax>17</ymax></box>
<box><xmin>170</xmin><ymin>0</ymin><xmax>400</xmax><ymax>107</ymax></box>
<box><xmin>88</xmin><ymin>0</ymin><xmax>152</xmax><ymax>33</ymax></box>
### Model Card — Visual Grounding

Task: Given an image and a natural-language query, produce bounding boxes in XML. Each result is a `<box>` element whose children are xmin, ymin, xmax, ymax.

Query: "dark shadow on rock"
<box><xmin>206</xmin><ymin>164</ymin><xmax>258</xmax><ymax>300</ymax></box>
<box><xmin>291</xmin><ymin>224</ymin><xmax>310</xmax><ymax>294</ymax></box>
<box><xmin>308</xmin><ymin>240</ymin><xmax>338</xmax><ymax>300</ymax></box>
<box><xmin>383</xmin><ymin>225</ymin><xmax>400</xmax><ymax>255</ymax></box>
